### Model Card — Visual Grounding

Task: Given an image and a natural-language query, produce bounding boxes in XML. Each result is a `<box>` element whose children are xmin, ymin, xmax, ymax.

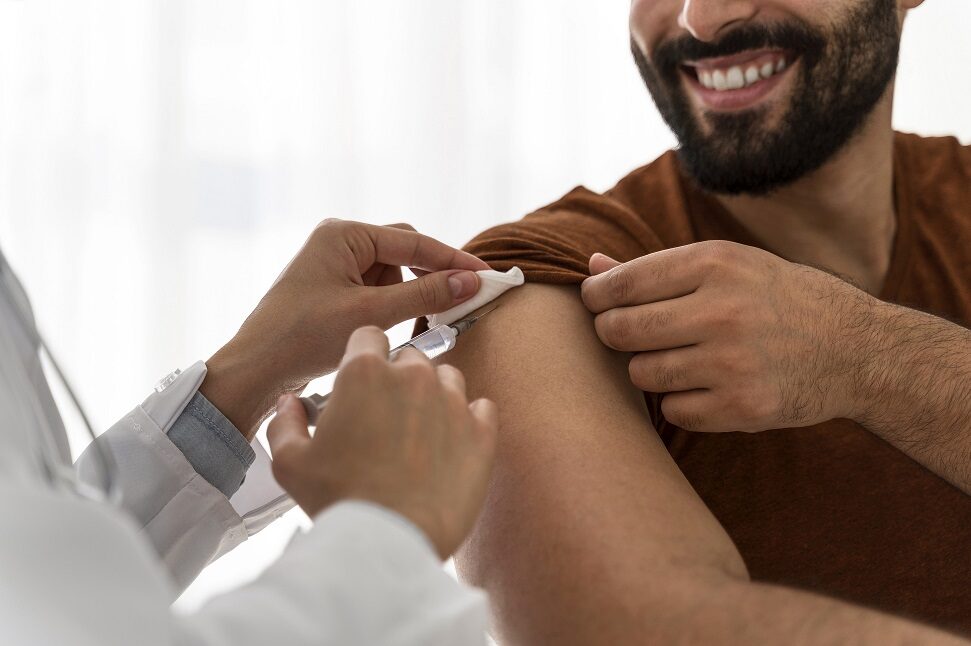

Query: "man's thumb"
<box><xmin>589</xmin><ymin>252</ymin><xmax>622</xmax><ymax>276</ymax></box>
<box><xmin>377</xmin><ymin>270</ymin><xmax>480</xmax><ymax>325</ymax></box>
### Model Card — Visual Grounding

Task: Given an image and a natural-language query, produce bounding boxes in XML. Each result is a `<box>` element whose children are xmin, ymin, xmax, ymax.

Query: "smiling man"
<box><xmin>437</xmin><ymin>0</ymin><xmax>971</xmax><ymax>643</ymax></box>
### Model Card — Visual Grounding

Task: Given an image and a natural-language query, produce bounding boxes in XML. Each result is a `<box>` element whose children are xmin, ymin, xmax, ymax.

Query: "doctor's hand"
<box><xmin>267</xmin><ymin>327</ymin><xmax>499</xmax><ymax>560</ymax></box>
<box><xmin>581</xmin><ymin>241</ymin><xmax>881</xmax><ymax>433</ymax></box>
<box><xmin>201</xmin><ymin>219</ymin><xmax>488</xmax><ymax>439</ymax></box>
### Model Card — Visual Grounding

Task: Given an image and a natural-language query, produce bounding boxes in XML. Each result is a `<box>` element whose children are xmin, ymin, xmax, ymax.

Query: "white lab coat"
<box><xmin>0</xmin><ymin>249</ymin><xmax>489</xmax><ymax>645</ymax></box>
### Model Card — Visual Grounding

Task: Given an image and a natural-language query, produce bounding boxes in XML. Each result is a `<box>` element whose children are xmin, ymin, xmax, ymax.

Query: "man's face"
<box><xmin>630</xmin><ymin>0</ymin><xmax>902</xmax><ymax>195</ymax></box>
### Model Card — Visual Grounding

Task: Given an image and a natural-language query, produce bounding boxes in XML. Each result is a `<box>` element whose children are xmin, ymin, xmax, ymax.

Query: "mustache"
<box><xmin>647</xmin><ymin>22</ymin><xmax>826</xmax><ymax>77</ymax></box>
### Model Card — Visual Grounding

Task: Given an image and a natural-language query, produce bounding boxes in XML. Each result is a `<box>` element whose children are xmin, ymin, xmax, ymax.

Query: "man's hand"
<box><xmin>201</xmin><ymin>220</ymin><xmax>489</xmax><ymax>438</ymax></box>
<box><xmin>266</xmin><ymin>326</ymin><xmax>499</xmax><ymax>560</ymax></box>
<box><xmin>581</xmin><ymin>240</ymin><xmax>879</xmax><ymax>433</ymax></box>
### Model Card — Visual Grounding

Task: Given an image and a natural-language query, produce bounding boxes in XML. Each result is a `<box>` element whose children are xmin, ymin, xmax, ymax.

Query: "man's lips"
<box><xmin>679</xmin><ymin>49</ymin><xmax>796</xmax><ymax>112</ymax></box>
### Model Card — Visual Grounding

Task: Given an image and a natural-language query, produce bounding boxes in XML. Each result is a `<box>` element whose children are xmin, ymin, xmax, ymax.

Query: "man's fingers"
<box><xmin>373</xmin><ymin>270</ymin><xmax>480</xmax><ymax>326</ymax></box>
<box><xmin>593</xmin><ymin>295</ymin><xmax>703</xmax><ymax>352</ymax></box>
<box><xmin>589</xmin><ymin>252</ymin><xmax>622</xmax><ymax>276</ymax></box>
<box><xmin>267</xmin><ymin>394</ymin><xmax>312</xmax><ymax>459</ymax></box>
<box><xmin>341</xmin><ymin>326</ymin><xmax>391</xmax><ymax>368</ymax></box>
<box><xmin>660</xmin><ymin>390</ymin><xmax>721</xmax><ymax>433</ymax></box>
<box><xmin>581</xmin><ymin>247</ymin><xmax>702</xmax><ymax>314</ymax></box>
<box><xmin>628</xmin><ymin>347</ymin><xmax>710</xmax><ymax>393</ymax></box>
<box><xmin>368</xmin><ymin>224</ymin><xmax>489</xmax><ymax>273</ymax></box>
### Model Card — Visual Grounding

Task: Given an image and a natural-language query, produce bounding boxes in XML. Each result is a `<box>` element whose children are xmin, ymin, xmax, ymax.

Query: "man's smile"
<box><xmin>680</xmin><ymin>49</ymin><xmax>797</xmax><ymax>112</ymax></box>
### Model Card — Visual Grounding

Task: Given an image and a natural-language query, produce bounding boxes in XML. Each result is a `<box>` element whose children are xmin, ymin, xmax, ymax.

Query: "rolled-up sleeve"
<box><xmin>167</xmin><ymin>392</ymin><xmax>255</xmax><ymax>499</ymax></box>
<box><xmin>76</xmin><ymin>361</ymin><xmax>293</xmax><ymax>595</ymax></box>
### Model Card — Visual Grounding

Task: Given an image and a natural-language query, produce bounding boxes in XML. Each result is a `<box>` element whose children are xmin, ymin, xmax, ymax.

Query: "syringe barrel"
<box><xmin>389</xmin><ymin>324</ymin><xmax>457</xmax><ymax>361</ymax></box>
<box><xmin>300</xmin><ymin>324</ymin><xmax>459</xmax><ymax>426</ymax></box>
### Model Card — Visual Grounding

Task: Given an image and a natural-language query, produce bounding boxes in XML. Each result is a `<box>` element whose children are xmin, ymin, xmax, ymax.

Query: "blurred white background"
<box><xmin>0</xmin><ymin>0</ymin><xmax>968</xmax><ymax>614</ymax></box>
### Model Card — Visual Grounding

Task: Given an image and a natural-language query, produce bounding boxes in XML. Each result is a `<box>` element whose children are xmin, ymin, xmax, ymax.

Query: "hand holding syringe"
<box><xmin>299</xmin><ymin>307</ymin><xmax>496</xmax><ymax>425</ymax></box>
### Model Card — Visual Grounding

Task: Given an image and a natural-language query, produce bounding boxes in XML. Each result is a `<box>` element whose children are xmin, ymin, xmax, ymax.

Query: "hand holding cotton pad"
<box><xmin>427</xmin><ymin>267</ymin><xmax>525</xmax><ymax>327</ymax></box>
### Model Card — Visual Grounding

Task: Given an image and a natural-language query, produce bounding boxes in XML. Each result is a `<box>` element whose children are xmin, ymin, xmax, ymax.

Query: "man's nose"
<box><xmin>678</xmin><ymin>0</ymin><xmax>758</xmax><ymax>42</ymax></box>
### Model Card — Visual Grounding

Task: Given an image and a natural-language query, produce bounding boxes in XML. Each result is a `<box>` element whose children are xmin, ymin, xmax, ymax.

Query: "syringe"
<box><xmin>299</xmin><ymin>307</ymin><xmax>495</xmax><ymax>425</ymax></box>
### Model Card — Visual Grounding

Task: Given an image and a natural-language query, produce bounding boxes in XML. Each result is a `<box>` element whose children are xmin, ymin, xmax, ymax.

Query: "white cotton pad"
<box><xmin>427</xmin><ymin>267</ymin><xmax>525</xmax><ymax>327</ymax></box>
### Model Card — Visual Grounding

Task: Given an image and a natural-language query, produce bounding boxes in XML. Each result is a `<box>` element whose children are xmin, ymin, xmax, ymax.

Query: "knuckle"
<box><xmin>707</xmin><ymin>299</ymin><xmax>745</xmax><ymax>332</ymax></box>
<box><xmin>437</xmin><ymin>364</ymin><xmax>466</xmax><ymax>386</ymax></box>
<box><xmin>416</xmin><ymin>276</ymin><xmax>446</xmax><ymax>308</ymax></box>
<box><xmin>638</xmin><ymin>306</ymin><xmax>674</xmax><ymax>337</ymax></box>
<box><xmin>342</xmin><ymin>353</ymin><xmax>386</xmax><ymax>380</ymax></box>
<box><xmin>729</xmin><ymin>389</ymin><xmax>775</xmax><ymax>424</ymax></box>
<box><xmin>352</xmin><ymin>324</ymin><xmax>384</xmax><ymax>339</ymax></box>
<box><xmin>662</xmin><ymin>398</ymin><xmax>705</xmax><ymax>431</ymax></box>
<box><xmin>605</xmin><ymin>266</ymin><xmax>636</xmax><ymax>303</ymax></box>
<box><xmin>712</xmin><ymin>345</ymin><xmax>747</xmax><ymax>374</ymax></box>
<box><xmin>628</xmin><ymin>356</ymin><xmax>651</xmax><ymax>390</ymax></box>
<box><xmin>654</xmin><ymin>360</ymin><xmax>686</xmax><ymax>393</ymax></box>
<box><xmin>696</xmin><ymin>240</ymin><xmax>737</xmax><ymax>273</ymax></box>
<box><xmin>399</xmin><ymin>360</ymin><xmax>438</xmax><ymax>387</ymax></box>
<box><xmin>314</xmin><ymin>217</ymin><xmax>346</xmax><ymax>235</ymax></box>
<box><xmin>597</xmin><ymin>310</ymin><xmax>633</xmax><ymax>349</ymax></box>
<box><xmin>310</xmin><ymin>218</ymin><xmax>355</xmax><ymax>249</ymax></box>
<box><xmin>647</xmin><ymin>261</ymin><xmax>671</xmax><ymax>286</ymax></box>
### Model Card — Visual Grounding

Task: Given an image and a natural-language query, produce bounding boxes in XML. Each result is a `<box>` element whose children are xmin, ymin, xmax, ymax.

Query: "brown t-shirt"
<box><xmin>463</xmin><ymin>132</ymin><xmax>971</xmax><ymax>635</ymax></box>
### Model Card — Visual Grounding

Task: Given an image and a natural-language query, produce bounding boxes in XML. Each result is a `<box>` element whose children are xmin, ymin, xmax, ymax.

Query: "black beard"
<box><xmin>633</xmin><ymin>0</ymin><xmax>901</xmax><ymax>196</ymax></box>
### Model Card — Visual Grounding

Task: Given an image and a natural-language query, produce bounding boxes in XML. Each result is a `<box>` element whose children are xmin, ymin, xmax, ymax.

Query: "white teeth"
<box><xmin>725</xmin><ymin>66</ymin><xmax>745</xmax><ymax>90</ymax></box>
<box><xmin>698</xmin><ymin>56</ymin><xmax>791</xmax><ymax>92</ymax></box>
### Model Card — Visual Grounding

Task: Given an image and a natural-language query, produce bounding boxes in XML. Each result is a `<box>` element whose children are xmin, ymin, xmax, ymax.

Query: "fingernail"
<box><xmin>276</xmin><ymin>394</ymin><xmax>289</xmax><ymax>409</ymax></box>
<box><xmin>448</xmin><ymin>271</ymin><xmax>478</xmax><ymax>300</ymax></box>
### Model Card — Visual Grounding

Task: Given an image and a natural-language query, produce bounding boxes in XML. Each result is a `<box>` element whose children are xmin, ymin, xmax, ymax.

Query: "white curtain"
<box><xmin>1</xmin><ymin>0</ymin><xmax>968</xmax><ymax>611</ymax></box>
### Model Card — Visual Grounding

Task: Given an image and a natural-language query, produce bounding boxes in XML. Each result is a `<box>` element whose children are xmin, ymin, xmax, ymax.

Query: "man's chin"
<box><xmin>676</xmin><ymin>144</ymin><xmax>798</xmax><ymax>196</ymax></box>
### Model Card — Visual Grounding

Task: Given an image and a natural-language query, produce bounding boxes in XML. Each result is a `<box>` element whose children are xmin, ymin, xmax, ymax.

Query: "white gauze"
<box><xmin>427</xmin><ymin>267</ymin><xmax>525</xmax><ymax>327</ymax></box>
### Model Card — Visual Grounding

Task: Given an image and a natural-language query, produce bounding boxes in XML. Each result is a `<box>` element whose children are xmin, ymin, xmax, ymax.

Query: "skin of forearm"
<box><xmin>676</xmin><ymin>577</ymin><xmax>971</xmax><ymax>646</ymax></box>
<box><xmin>852</xmin><ymin>300</ymin><xmax>971</xmax><ymax>493</ymax></box>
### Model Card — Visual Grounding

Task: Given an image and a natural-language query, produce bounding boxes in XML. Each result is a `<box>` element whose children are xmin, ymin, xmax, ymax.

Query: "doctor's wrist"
<box><xmin>201</xmin><ymin>342</ymin><xmax>285</xmax><ymax>441</ymax></box>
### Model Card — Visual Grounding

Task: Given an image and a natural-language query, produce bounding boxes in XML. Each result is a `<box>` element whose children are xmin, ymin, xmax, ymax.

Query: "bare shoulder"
<box><xmin>442</xmin><ymin>284</ymin><xmax>747</xmax><ymax>645</ymax></box>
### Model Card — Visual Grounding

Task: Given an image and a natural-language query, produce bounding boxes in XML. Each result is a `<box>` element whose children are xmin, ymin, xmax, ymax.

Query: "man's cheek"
<box><xmin>629</xmin><ymin>0</ymin><xmax>683</xmax><ymax>58</ymax></box>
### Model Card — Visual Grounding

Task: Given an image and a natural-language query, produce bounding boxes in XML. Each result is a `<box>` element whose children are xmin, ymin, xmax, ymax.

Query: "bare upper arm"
<box><xmin>440</xmin><ymin>284</ymin><xmax>748</xmax><ymax>645</ymax></box>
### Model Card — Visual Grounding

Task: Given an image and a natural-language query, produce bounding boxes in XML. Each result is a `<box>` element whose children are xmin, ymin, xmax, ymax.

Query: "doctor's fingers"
<box><xmin>370</xmin><ymin>269</ymin><xmax>480</xmax><ymax>328</ymax></box>
<box><xmin>361</xmin><ymin>262</ymin><xmax>404</xmax><ymax>287</ymax></box>
<box><xmin>593</xmin><ymin>295</ymin><xmax>705</xmax><ymax>353</ymax></box>
<box><xmin>469</xmin><ymin>398</ymin><xmax>499</xmax><ymax>438</ymax></box>
<box><xmin>366</xmin><ymin>223</ymin><xmax>489</xmax><ymax>273</ymax></box>
<box><xmin>383</xmin><ymin>223</ymin><xmax>427</xmax><ymax>278</ymax></box>
<box><xmin>436</xmin><ymin>365</ymin><xmax>468</xmax><ymax>399</ymax></box>
<box><xmin>267</xmin><ymin>395</ymin><xmax>313</xmax><ymax>462</ymax></box>
<box><xmin>340</xmin><ymin>326</ymin><xmax>392</xmax><ymax>369</ymax></box>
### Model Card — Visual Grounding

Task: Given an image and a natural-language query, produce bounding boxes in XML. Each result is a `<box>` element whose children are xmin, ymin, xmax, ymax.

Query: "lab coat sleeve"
<box><xmin>177</xmin><ymin>501</ymin><xmax>490</xmax><ymax>646</ymax></box>
<box><xmin>76</xmin><ymin>361</ymin><xmax>295</xmax><ymax>595</ymax></box>
<box><xmin>0</xmin><ymin>476</ymin><xmax>488</xmax><ymax>646</ymax></box>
